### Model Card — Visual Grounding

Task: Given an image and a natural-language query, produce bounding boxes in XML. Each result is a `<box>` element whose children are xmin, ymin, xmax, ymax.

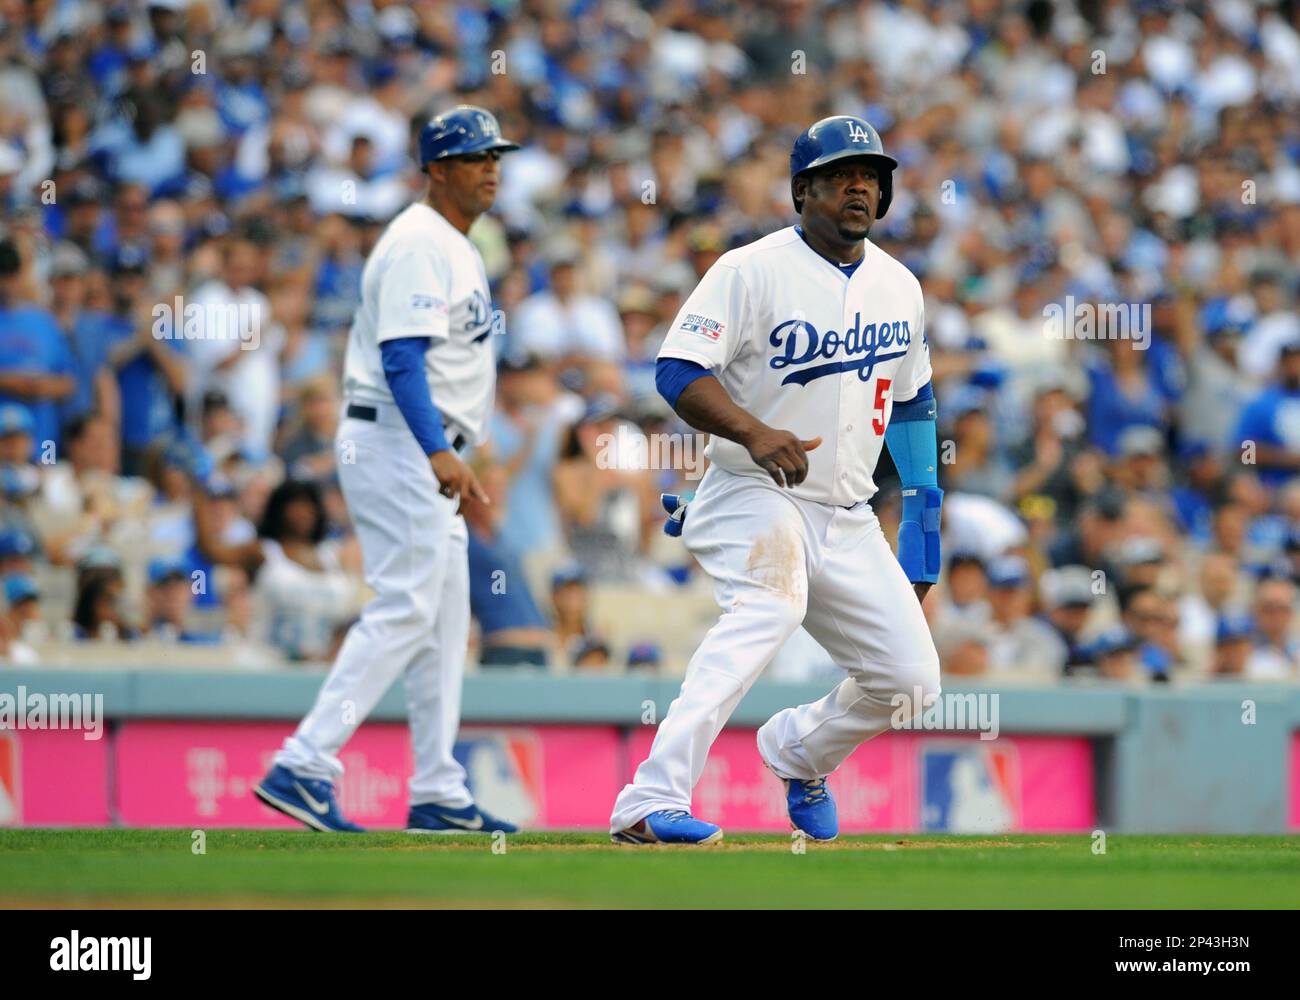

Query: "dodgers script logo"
<box><xmin>768</xmin><ymin>312</ymin><xmax>911</xmax><ymax>386</ymax></box>
<box><xmin>467</xmin><ymin>289</ymin><xmax>492</xmax><ymax>343</ymax></box>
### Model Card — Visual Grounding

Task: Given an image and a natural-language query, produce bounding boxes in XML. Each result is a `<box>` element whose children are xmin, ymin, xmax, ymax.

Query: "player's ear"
<box><xmin>792</xmin><ymin>176</ymin><xmax>807</xmax><ymax>213</ymax></box>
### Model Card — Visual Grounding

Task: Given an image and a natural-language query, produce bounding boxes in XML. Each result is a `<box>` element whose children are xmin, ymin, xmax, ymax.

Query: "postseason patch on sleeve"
<box><xmin>411</xmin><ymin>293</ymin><xmax>449</xmax><ymax>315</ymax></box>
<box><xmin>679</xmin><ymin>313</ymin><xmax>725</xmax><ymax>341</ymax></box>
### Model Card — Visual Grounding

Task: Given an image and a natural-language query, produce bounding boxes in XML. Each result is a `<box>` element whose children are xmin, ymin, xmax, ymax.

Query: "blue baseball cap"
<box><xmin>987</xmin><ymin>556</ymin><xmax>1030</xmax><ymax>589</ymax></box>
<box><xmin>627</xmin><ymin>642</ymin><xmax>661</xmax><ymax>668</ymax></box>
<box><xmin>109</xmin><ymin>244</ymin><xmax>149</xmax><ymax>274</ymax></box>
<box><xmin>1089</xmin><ymin>626</ymin><xmax>1140</xmax><ymax>658</ymax></box>
<box><xmin>945</xmin><ymin>385</ymin><xmax>986</xmax><ymax>421</ymax></box>
<box><xmin>579</xmin><ymin>393</ymin><xmax>623</xmax><ymax>426</ymax></box>
<box><xmin>418</xmin><ymin>106</ymin><xmax>519</xmax><ymax>168</ymax></box>
<box><xmin>1176</xmin><ymin>438</ymin><xmax>1212</xmax><ymax>463</ymax></box>
<box><xmin>148</xmin><ymin>556</ymin><xmax>190</xmax><ymax>586</ymax></box>
<box><xmin>1246</xmin><ymin>557</ymin><xmax>1293</xmax><ymax>581</ymax></box>
<box><xmin>0</xmin><ymin>527</ymin><xmax>36</xmax><ymax>560</ymax></box>
<box><xmin>1200</xmin><ymin>297</ymin><xmax>1252</xmax><ymax>337</ymax></box>
<box><xmin>1215</xmin><ymin>615</ymin><xmax>1255</xmax><ymax>644</ymax></box>
<box><xmin>0</xmin><ymin>466</ymin><xmax>38</xmax><ymax>499</ymax></box>
<box><xmin>368</xmin><ymin>62</ymin><xmax>399</xmax><ymax>87</ymax></box>
<box><xmin>551</xmin><ymin>564</ymin><xmax>588</xmax><ymax>589</ymax></box>
<box><xmin>3</xmin><ymin>573</ymin><xmax>39</xmax><ymax>605</ymax></box>
<box><xmin>0</xmin><ymin>403</ymin><xmax>35</xmax><ymax>437</ymax></box>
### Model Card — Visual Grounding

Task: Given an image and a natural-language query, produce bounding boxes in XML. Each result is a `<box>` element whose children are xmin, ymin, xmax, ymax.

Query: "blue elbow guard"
<box><xmin>897</xmin><ymin>485</ymin><xmax>943</xmax><ymax>584</ymax></box>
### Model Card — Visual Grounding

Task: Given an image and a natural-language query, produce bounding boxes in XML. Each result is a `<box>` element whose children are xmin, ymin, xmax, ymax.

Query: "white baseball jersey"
<box><xmin>657</xmin><ymin>227</ymin><xmax>931</xmax><ymax>507</ymax></box>
<box><xmin>342</xmin><ymin>202</ymin><xmax>496</xmax><ymax>445</ymax></box>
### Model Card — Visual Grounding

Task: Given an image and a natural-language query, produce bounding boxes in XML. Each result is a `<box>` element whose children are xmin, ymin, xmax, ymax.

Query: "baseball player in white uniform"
<box><xmin>254</xmin><ymin>107</ymin><xmax>520</xmax><ymax>833</ymax></box>
<box><xmin>611</xmin><ymin>116</ymin><xmax>944</xmax><ymax>844</ymax></box>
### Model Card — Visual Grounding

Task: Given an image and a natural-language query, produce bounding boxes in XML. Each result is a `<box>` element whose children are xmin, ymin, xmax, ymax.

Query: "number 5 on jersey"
<box><xmin>871</xmin><ymin>377</ymin><xmax>893</xmax><ymax>435</ymax></box>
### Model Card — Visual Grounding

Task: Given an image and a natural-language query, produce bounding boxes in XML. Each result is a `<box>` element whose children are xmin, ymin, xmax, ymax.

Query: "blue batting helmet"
<box><xmin>418</xmin><ymin>105</ymin><xmax>519</xmax><ymax>168</ymax></box>
<box><xmin>790</xmin><ymin>115</ymin><xmax>897</xmax><ymax>218</ymax></box>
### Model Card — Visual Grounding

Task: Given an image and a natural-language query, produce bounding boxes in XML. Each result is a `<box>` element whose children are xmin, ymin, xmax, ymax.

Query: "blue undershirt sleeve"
<box><xmin>885</xmin><ymin>380</ymin><xmax>938</xmax><ymax>486</ymax></box>
<box><xmin>380</xmin><ymin>336</ymin><xmax>451</xmax><ymax>456</ymax></box>
<box><xmin>656</xmin><ymin>357</ymin><xmax>713</xmax><ymax>410</ymax></box>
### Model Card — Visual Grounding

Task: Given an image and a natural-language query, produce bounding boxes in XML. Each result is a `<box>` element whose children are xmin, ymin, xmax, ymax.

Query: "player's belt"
<box><xmin>346</xmin><ymin>403</ymin><xmax>468</xmax><ymax>453</ymax></box>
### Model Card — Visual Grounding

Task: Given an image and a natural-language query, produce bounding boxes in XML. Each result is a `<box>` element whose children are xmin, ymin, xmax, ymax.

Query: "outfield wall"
<box><xmin>1</xmin><ymin>668</ymin><xmax>1296</xmax><ymax>834</ymax></box>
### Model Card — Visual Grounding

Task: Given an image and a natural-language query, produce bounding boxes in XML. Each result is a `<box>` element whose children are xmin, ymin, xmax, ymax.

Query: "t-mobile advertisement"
<box><xmin>2</xmin><ymin>720</ymin><xmax>1102</xmax><ymax>832</ymax></box>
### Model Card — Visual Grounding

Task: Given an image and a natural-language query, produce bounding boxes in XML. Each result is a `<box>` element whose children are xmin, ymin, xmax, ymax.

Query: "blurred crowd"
<box><xmin>0</xmin><ymin>0</ymin><xmax>1298</xmax><ymax>682</ymax></box>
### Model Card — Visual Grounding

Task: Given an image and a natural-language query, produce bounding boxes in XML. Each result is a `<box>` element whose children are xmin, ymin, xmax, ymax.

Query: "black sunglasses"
<box><xmin>454</xmin><ymin>150</ymin><xmax>502</xmax><ymax>164</ymax></box>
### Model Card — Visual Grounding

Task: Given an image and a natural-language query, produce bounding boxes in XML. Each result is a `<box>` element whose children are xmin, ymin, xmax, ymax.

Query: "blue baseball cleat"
<box><xmin>781</xmin><ymin>776</ymin><xmax>839</xmax><ymax>841</ymax></box>
<box><xmin>253</xmin><ymin>765</ymin><xmax>365</xmax><ymax>832</ymax></box>
<box><xmin>611</xmin><ymin>809</ymin><xmax>723</xmax><ymax>845</ymax></box>
<box><xmin>406</xmin><ymin>801</ymin><xmax>518</xmax><ymax>834</ymax></box>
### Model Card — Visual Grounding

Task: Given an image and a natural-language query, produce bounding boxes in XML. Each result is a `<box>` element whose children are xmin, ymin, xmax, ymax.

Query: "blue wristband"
<box><xmin>885</xmin><ymin>381</ymin><xmax>942</xmax><ymax>583</ymax></box>
<box><xmin>897</xmin><ymin>485</ymin><xmax>944</xmax><ymax>583</ymax></box>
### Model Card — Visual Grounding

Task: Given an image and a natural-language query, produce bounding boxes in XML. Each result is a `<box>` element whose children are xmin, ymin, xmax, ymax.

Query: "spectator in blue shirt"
<box><xmin>1234</xmin><ymin>340</ymin><xmax>1300</xmax><ymax>490</ymax></box>
<box><xmin>0</xmin><ymin>239</ymin><xmax>75</xmax><ymax>459</ymax></box>
<box><xmin>489</xmin><ymin>353</ymin><xmax>566</xmax><ymax>557</ymax></box>
<box><xmin>47</xmin><ymin>244</ymin><xmax>120</xmax><ymax>429</ymax></box>
<box><xmin>86</xmin><ymin>6</ymin><xmax>134</xmax><ymax>94</ymax></box>
<box><xmin>102</xmin><ymin>249</ymin><xmax>189</xmax><ymax>476</ymax></box>
<box><xmin>144</xmin><ymin>556</ymin><xmax>218</xmax><ymax>644</ymax></box>
<box><xmin>92</xmin><ymin>87</ymin><xmax>186</xmax><ymax>195</ymax></box>
<box><xmin>463</xmin><ymin>464</ymin><xmax>552</xmax><ymax>668</ymax></box>
<box><xmin>215</xmin><ymin>43</ymin><xmax>270</xmax><ymax>138</ymax></box>
<box><xmin>1169</xmin><ymin>441</ymin><xmax>1221</xmax><ymax>546</ymax></box>
<box><xmin>1084</xmin><ymin>337</ymin><xmax>1167</xmax><ymax>457</ymax></box>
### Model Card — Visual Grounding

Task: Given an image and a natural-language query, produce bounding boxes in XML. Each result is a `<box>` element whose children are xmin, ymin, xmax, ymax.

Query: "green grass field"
<box><xmin>1</xmin><ymin>830</ymin><xmax>1297</xmax><ymax>908</ymax></box>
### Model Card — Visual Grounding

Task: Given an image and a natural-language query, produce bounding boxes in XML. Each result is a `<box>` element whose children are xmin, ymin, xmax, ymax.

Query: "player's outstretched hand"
<box><xmin>743</xmin><ymin>428</ymin><xmax>822</xmax><ymax>488</ymax></box>
<box><xmin>429</xmin><ymin>451</ymin><xmax>489</xmax><ymax>504</ymax></box>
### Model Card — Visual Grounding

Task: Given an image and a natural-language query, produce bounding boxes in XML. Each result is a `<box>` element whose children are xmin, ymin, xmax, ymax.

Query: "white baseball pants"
<box><xmin>275</xmin><ymin>401</ymin><xmax>473</xmax><ymax>808</ymax></box>
<box><xmin>610</xmin><ymin>465</ymin><xmax>940</xmax><ymax>832</ymax></box>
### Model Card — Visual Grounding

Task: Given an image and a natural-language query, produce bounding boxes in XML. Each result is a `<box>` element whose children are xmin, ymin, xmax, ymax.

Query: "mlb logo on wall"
<box><xmin>0</xmin><ymin>732</ymin><xmax>19</xmax><ymax>826</ymax></box>
<box><xmin>919</xmin><ymin>740</ymin><xmax>1020</xmax><ymax>833</ymax></box>
<box><xmin>454</xmin><ymin>729</ymin><xmax>543</xmax><ymax>827</ymax></box>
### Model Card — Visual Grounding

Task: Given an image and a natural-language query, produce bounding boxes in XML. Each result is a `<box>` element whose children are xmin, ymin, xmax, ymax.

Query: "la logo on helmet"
<box><xmin>846</xmin><ymin>122</ymin><xmax>871</xmax><ymax>143</ymax></box>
